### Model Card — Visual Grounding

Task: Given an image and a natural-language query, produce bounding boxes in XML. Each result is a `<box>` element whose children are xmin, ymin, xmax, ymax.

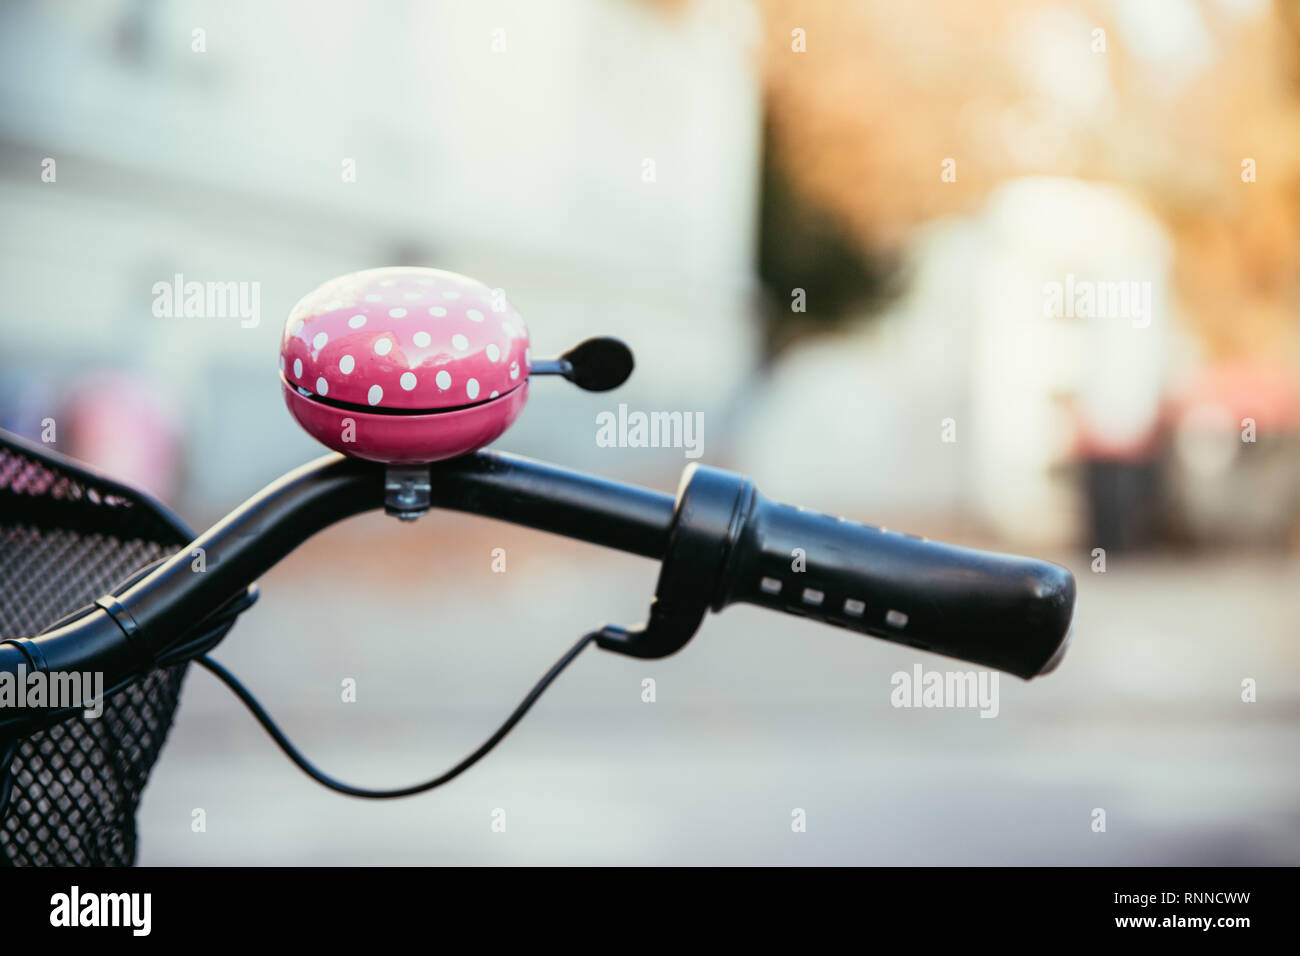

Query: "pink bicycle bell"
<box><xmin>281</xmin><ymin>267</ymin><xmax>531</xmax><ymax>464</ymax></box>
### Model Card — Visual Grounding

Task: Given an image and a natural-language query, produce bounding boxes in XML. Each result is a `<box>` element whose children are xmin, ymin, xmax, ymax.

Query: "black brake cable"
<box><xmin>196</xmin><ymin>631</ymin><xmax>597</xmax><ymax>799</ymax></box>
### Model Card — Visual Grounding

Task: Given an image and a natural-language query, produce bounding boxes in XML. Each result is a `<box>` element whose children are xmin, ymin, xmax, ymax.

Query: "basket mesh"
<box><xmin>0</xmin><ymin>438</ymin><xmax>190</xmax><ymax>866</ymax></box>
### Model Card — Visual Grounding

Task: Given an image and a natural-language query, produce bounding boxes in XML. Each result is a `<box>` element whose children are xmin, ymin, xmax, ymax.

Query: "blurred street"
<box><xmin>137</xmin><ymin>513</ymin><xmax>1300</xmax><ymax>865</ymax></box>
<box><xmin>2</xmin><ymin>0</ymin><xmax>1298</xmax><ymax>866</ymax></box>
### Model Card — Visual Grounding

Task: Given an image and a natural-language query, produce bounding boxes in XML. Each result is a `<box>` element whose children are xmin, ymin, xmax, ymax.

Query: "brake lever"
<box><xmin>596</xmin><ymin>464</ymin><xmax>752</xmax><ymax>659</ymax></box>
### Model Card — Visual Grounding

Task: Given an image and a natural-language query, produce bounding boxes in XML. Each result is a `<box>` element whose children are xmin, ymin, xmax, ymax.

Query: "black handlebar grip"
<box><xmin>713</xmin><ymin>492</ymin><xmax>1076</xmax><ymax>679</ymax></box>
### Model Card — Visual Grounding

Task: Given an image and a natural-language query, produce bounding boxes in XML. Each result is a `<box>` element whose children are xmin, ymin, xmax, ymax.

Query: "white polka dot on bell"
<box><xmin>413</xmin><ymin>331</ymin><xmax>431</xmax><ymax>348</ymax></box>
<box><xmin>485</xmin><ymin>343</ymin><xmax>500</xmax><ymax>362</ymax></box>
<box><xmin>452</xmin><ymin>334</ymin><xmax>468</xmax><ymax>351</ymax></box>
<box><xmin>442</xmin><ymin>291</ymin><xmax>460</xmax><ymax>299</ymax></box>
<box><xmin>428</xmin><ymin>306</ymin><xmax>446</xmax><ymax>317</ymax></box>
<box><xmin>313</xmin><ymin>332</ymin><xmax>328</xmax><ymax>350</ymax></box>
<box><xmin>365</xmin><ymin>293</ymin><xmax>382</xmax><ymax>302</ymax></box>
<box><xmin>400</xmin><ymin>372</ymin><xmax>417</xmax><ymax>391</ymax></box>
<box><xmin>435</xmin><ymin>370</ymin><xmax>451</xmax><ymax>389</ymax></box>
<box><xmin>367</xmin><ymin>384</ymin><xmax>383</xmax><ymax>405</ymax></box>
<box><xmin>490</xmin><ymin>390</ymin><xmax>499</xmax><ymax>398</ymax></box>
<box><xmin>316</xmin><ymin>377</ymin><xmax>329</xmax><ymax>396</ymax></box>
<box><xmin>279</xmin><ymin>355</ymin><xmax>286</xmax><ymax>371</ymax></box>
<box><xmin>292</xmin><ymin>320</ymin><xmax>305</xmax><ymax>335</ymax></box>
<box><xmin>389</xmin><ymin>307</ymin><xmax>407</xmax><ymax>318</ymax></box>
<box><xmin>339</xmin><ymin>355</ymin><xmax>355</xmax><ymax>374</ymax></box>
<box><xmin>375</xmin><ymin>338</ymin><xmax>392</xmax><ymax>356</ymax></box>
<box><xmin>466</xmin><ymin>378</ymin><xmax>480</xmax><ymax>400</ymax></box>
<box><xmin>467</xmin><ymin>309</ymin><xmax>483</xmax><ymax>322</ymax></box>
<box><xmin>348</xmin><ymin>314</ymin><xmax>366</xmax><ymax>328</ymax></box>
<box><xmin>293</xmin><ymin>358</ymin><xmax>303</xmax><ymax>378</ymax></box>
<box><xmin>509</xmin><ymin>362</ymin><xmax>519</xmax><ymax>380</ymax></box>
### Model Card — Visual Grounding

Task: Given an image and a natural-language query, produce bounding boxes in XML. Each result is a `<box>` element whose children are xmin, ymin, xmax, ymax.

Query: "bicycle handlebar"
<box><xmin>592</xmin><ymin>463</ymin><xmax>1073</xmax><ymax>677</ymax></box>
<box><xmin>0</xmin><ymin>450</ymin><xmax>1075</xmax><ymax>735</ymax></box>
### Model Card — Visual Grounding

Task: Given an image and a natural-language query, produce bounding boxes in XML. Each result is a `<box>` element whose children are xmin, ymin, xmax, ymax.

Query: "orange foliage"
<box><xmin>757</xmin><ymin>0</ymin><xmax>1300</xmax><ymax>359</ymax></box>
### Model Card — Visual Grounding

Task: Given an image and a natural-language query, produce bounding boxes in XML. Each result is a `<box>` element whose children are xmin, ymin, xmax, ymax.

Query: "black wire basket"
<box><xmin>0</xmin><ymin>431</ymin><xmax>197</xmax><ymax>866</ymax></box>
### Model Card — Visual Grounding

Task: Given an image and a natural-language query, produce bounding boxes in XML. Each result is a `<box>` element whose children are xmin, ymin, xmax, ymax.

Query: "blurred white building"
<box><xmin>0</xmin><ymin>0</ymin><xmax>762</xmax><ymax>512</ymax></box>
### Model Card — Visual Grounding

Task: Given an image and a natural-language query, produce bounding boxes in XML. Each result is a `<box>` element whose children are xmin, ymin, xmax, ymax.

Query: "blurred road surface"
<box><xmin>137</xmin><ymin>511</ymin><xmax>1300</xmax><ymax>865</ymax></box>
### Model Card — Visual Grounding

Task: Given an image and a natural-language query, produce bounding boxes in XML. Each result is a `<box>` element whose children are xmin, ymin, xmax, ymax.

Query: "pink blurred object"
<box><xmin>63</xmin><ymin>371</ymin><xmax>184</xmax><ymax>502</ymax></box>
<box><xmin>280</xmin><ymin>267</ymin><xmax>531</xmax><ymax>463</ymax></box>
<box><xmin>1170</xmin><ymin>360</ymin><xmax>1300</xmax><ymax>433</ymax></box>
<box><xmin>1167</xmin><ymin>359</ymin><xmax>1300</xmax><ymax>547</ymax></box>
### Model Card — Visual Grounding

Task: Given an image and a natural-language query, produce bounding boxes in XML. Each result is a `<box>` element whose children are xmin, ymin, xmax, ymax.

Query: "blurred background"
<box><xmin>1</xmin><ymin>0</ymin><xmax>1298</xmax><ymax>864</ymax></box>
